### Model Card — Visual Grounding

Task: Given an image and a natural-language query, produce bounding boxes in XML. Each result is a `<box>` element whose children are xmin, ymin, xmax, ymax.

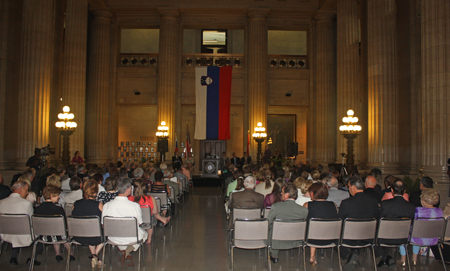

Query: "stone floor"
<box><xmin>0</xmin><ymin>187</ymin><xmax>446</xmax><ymax>271</ymax></box>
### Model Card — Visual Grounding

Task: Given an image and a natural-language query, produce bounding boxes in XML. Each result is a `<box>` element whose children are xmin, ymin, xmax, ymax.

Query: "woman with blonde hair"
<box><xmin>294</xmin><ymin>178</ymin><xmax>313</xmax><ymax>206</ymax></box>
<box><xmin>17</xmin><ymin>175</ymin><xmax>38</xmax><ymax>205</ymax></box>
<box><xmin>255</xmin><ymin>170</ymin><xmax>274</xmax><ymax>196</ymax></box>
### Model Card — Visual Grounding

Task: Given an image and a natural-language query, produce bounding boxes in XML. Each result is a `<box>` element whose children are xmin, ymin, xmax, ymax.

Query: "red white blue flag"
<box><xmin>194</xmin><ymin>66</ymin><xmax>232</xmax><ymax>140</ymax></box>
<box><xmin>175</xmin><ymin>134</ymin><xmax>178</xmax><ymax>152</ymax></box>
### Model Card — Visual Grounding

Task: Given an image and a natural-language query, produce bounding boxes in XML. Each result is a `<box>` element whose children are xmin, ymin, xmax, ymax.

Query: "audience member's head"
<box><xmin>104</xmin><ymin>176</ymin><xmax>118</xmax><ymax>192</ymax></box>
<box><xmin>420</xmin><ymin>177</ymin><xmax>434</xmax><ymax>190</ymax></box>
<box><xmin>299</xmin><ymin>178</ymin><xmax>313</xmax><ymax>195</ymax></box>
<box><xmin>282</xmin><ymin>183</ymin><xmax>298</xmax><ymax>200</ymax></box>
<box><xmin>326</xmin><ymin>176</ymin><xmax>339</xmax><ymax>188</ymax></box>
<box><xmin>42</xmin><ymin>185</ymin><xmax>61</xmax><ymax>201</ymax></box>
<box><xmin>365</xmin><ymin>175</ymin><xmax>377</xmax><ymax>188</ymax></box>
<box><xmin>69</xmin><ymin>176</ymin><xmax>82</xmax><ymax>191</ymax></box>
<box><xmin>116</xmin><ymin>177</ymin><xmax>132</xmax><ymax>195</ymax></box>
<box><xmin>308</xmin><ymin>182</ymin><xmax>329</xmax><ymax>200</ymax></box>
<box><xmin>155</xmin><ymin>171</ymin><xmax>164</xmax><ymax>182</ymax></box>
<box><xmin>420</xmin><ymin>188</ymin><xmax>439</xmax><ymax>206</ymax></box>
<box><xmin>82</xmin><ymin>179</ymin><xmax>99</xmax><ymax>199</ymax></box>
<box><xmin>134</xmin><ymin>167</ymin><xmax>144</xmax><ymax>179</ymax></box>
<box><xmin>46</xmin><ymin>175</ymin><xmax>61</xmax><ymax>188</ymax></box>
<box><xmin>243</xmin><ymin>176</ymin><xmax>256</xmax><ymax>189</ymax></box>
<box><xmin>92</xmin><ymin>173</ymin><xmax>104</xmax><ymax>185</ymax></box>
<box><xmin>11</xmin><ymin>179</ymin><xmax>29</xmax><ymax>198</ymax></box>
<box><xmin>391</xmin><ymin>178</ymin><xmax>406</xmax><ymax>195</ymax></box>
<box><xmin>348</xmin><ymin>176</ymin><xmax>365</xmax><ymax>195</ymax></box>
<box><xmin>57</xmin><ymin>165</ymin><xmax>66</xmax><ymax>176</ymax></box>
<box><xmin>293</xmin><ymin>177</ymin><xmax>305</xmax><ymax>190</ymax></box>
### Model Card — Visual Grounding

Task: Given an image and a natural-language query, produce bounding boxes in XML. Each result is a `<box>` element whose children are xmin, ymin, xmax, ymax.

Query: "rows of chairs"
<box><xmin>229</xmin><ymin>207</ymin><xmax>450</xmax><ymax>271</ymax></box>
<box><xmin>0</xmin><ymin>179</ymin><xmax>192</xmax><ymax>271</ymax></box>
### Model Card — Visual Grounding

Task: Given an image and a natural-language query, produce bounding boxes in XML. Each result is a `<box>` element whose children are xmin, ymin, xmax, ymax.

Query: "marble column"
<box><xmin>61</xmin><ymin>0</ymin><xmax>88</xmax><ymax>159</ymax></box>
<box><xmin>17</xmin><ymin>0</ymin><xmax>55</xmax><ymax>167</ymax></box>
<box><xmin>420</xmin><ymin>0</ymin><xmax>450</xmax><ymax>182</ymax></box>
<box><xmin>247</xmin><ymin>8</ymin><xmax>269</xmax><ymax>159</ymax></box>
<box><xmin>315</xmin><ymin>13</ymin><xmax>337</xmax><ymax>165</ymax></box>
<box><xmin>157</xmin><ymin>8</ymin><xmax>179</xmax><ymax>156</ymax></box>
<box><xmin>86</xmin><ymin>10</ymin><xmax>112</xmax><ymax>165</ymax></box>
<box><xmin>337</xmin><ymin>0</ymin><xmax>361</xmax><ymax>163</ymax></box>
<box><xmin>367</xmin><ymin>0</ymin><xmax>399</xmax><ymax>174</ymax></box>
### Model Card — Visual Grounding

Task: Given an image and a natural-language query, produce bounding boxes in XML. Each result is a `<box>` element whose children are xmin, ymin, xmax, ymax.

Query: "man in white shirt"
<box><xmin>64</xmin><ymin>177</ymin><xmax>83</xmax><ymax>204</ymax></box>
<box><xmin>0</xmin><ymin>179</ymin><xmax>37</xmax><ymax>265</ymax></box>
<box><xmin>102</xmin><ymin>177</ymin><xmax>147</xmax><ymax>264</ymax></box>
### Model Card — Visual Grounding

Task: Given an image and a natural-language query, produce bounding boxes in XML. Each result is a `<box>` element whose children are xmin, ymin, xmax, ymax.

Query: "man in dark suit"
<box><xmin>377</xmin><ymin>178</ymin><xmax>415</xmax><ymax>267</ymax></box>
<box><xmin>240</xmin><ymin>152</ymin><xmax>252</xmax><ymax>167</ymax></box>
<box><xmin>364</xmin><ymin>175</ymin><xmax>382</xmax><ymax>203</ymax></box>
<box><xmin>230</xmin><ymin>153</ymin><xmax>241</xmax><ymax>168</ymax></box>
<box><xmin>172</xmin><ymin>151</ymin><xmax>183</xmax><ymax>170</ymax></box>
<box><xmin>0</xmin><ymin>173</ymin><xmax>11</xmax><ymax>200</ymax></box>
<box><xmin>267</xmin><ymin>183</ymin><xmax>308</xmax><ymax>263</ymax></box>
<box><xmin>338</xmin><ymin>176</ymin><xmax>379</xmax><ymax>271</ymax></box>
<box><xmin>410</xmin><ymin>176</ymin><xmax>440</xmax><ymax>207</ymax></box>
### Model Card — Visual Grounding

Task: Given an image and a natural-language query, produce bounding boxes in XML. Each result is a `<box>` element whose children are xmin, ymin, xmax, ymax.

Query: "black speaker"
<box><xmin>286</xmin><ymin>142</ymin><xmax>298</xmax><ymax>157</ymax></box>
<box><xmin>157</xmin><ymin>139</ymin><xmax>168</xmax><ymax>153</ymax></box>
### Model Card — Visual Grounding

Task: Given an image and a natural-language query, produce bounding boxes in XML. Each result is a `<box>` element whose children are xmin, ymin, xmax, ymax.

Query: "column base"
<box><xmin>366</xmin><ymin>162</ymin><xmax>400</xmax><ymax>175</ymax></box>
<box><xmin>0</xmin><ymin>161</ymin><xmax>16</xmax><ymax>170</ymax></box>
<box><xmin>420</xmin><ymin>166</ymin><xmax>449</xmax><ymax>184</ymax></box>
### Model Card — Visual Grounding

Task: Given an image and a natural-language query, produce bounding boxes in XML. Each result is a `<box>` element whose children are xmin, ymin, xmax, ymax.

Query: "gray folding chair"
<box><xmin>230</xmin><ymin>218</ymin><xmax>269</xmax><ymax>271</ymax></box>
<box><xmin>64</xmin><ymin>203</ymin><xmax>73</xmax><ymax>217</ymax></box>
<box><xmin>147</xmin><ymin>192</ymin><xmax>171</xmax><ymax>217</ymax></box>
<box><xmin>31</xmin><ymin>214</ymin><xmax>71</xmax><ymax>271</ymax></box>
<box><xmin>408</xmin><ymin>217</ymin><xmax>447</xmax><ymax>271</ymax></box>
<box><xmin>101</xmin><ymin>216</ymin><xmax>145</xmax><ymax>271</ymax></box>
<box><xmin>0</xmin><ymin>213</ymin><xmax>34</xmax><ymax>264</ymax></box>
<box><xmin>263</xmin><ymin>208</ymin><xmax>271</xmax><ymax>219</ymax></box>
<box><xmin>269</xmin><ymin>219</ymin><xmax>307</xmax><ymax>271</ymax></box>
<box><xmin>443</xmin><ymin>217</ymin><xmax>450</xmax><ymax>246</ymax></box>
<box><xmin>306</xmin><ymin>218</ymin><xmax>342</xmax><ymax>268</ymax></box>
<box><xmin>229</xmin><ymin>207</ymin><xmax>262</xmax><ymax>245</ymax></box>
<box><xmin>375</xmin><ymin>217</ymin><xmax>411</xmax><ymax>263</ymax></box>
<box><xmin>339</xmin><ymin>218</ymin><xmax>378</xmax><ymax>271</ymax></box>
<box><xmin>140</xmin><ymin>206</ymin><xmax>155</xmax><ymax>255</ymax></box>
<box><xmin>66</xmin><ymin>215</ymin><xmax>103</xmax><ymax>267</ymax></box>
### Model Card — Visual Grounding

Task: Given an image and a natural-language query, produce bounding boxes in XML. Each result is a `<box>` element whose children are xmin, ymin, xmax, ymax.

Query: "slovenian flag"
<box><xmin>194</xmin><ymin>66</ymin><xmax>232</xmax><ymax>140</ymax></box>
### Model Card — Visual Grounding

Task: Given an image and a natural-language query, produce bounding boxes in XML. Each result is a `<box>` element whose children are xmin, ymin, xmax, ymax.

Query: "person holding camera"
<box><xmin>26</xmin><ymin>149</ymin><xmax>43</xmax><ymax>171</ymax></box>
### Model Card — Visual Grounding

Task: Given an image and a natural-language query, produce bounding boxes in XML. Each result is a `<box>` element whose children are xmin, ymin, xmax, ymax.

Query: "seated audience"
<box><xmin>364</xmin><ymin>175</ymin><xmax>382</xmax><ymax>203</ymax></box>
<box><xmin>268</xmin><ymin>183</ymin><xmax>308</xmax><ymax>264</ymax></box>
<box><xmin>64</xmin><ymin>176</ymin><xmax>83</xmax><ymax>204</ymax></box>
<box><xmin>263</xmin><ymin>178</ymin><xmax>285</xmax><ymax>208</ymax></box>
<box><xmin>409</xmin><ymin>176</ymin><xmax>440</xmax><ymax>208</ymax></box>
<box><xmin>304</xmin><ymin>182</ymin><xmax>338</xmax><ymax>265</ymax></box>
<box><xmin>0</xmin><ymin>173</ymin><xmax>11</xmax><ymax>200</ymax></box>
<box><xmin>398</xmin><ymin>188</ymin><xmax>442</xmax><ymax>266</ymax></box>
<box><xmin>381</xmin><ymin>177</ymin><xmax>409</xmax><ymax>202</ymax></box>
<box><xmin>326</xmin><ymin>176</ymin><xmax>349</xmax><ymax>207</ymax></box>
<box><xmin>295</xmin><ymin>178</ymin><xmax>313</xmax><ymax>206</ymax></box>
<box><xmin>255</xmin><ymin>170</ymin><xmax>274</xmax><ymax>196</ymax></box>
<box><xmin>0</xmin><ymin>179</ymin><xmax>38</xmax><ymax>265</ymax></box>
<box><xmin>377</xmin><ymin>179</ymin><xmax>415</xmax><ymax>267</ymax></box>
<box><xmin>149</xmin><ymin>171</ymin><xmax>171</xmax><ymax>217</ymax></box>
<box><xmin>97</xmin><ymin>176</ymin><xmax>118</xmax><ymax>204</ymax></box>
<box><xmin>34</xmin><ymin>186</ymin><xmax>74</xmax><ymax>262</ymax></box>
<box><xmin>128</xmin><ymin>179</ymin><xmax>170</xmax><ymax>243</ymax></box>
<box><xmin>102</xmin><ymin>177</ymin><xmax>148</xmax><ymax>267</ymax></box>
<box><xmin>72</xmin><ymin>179</ymin><xmax>104</xmax><ymax>268</ymax></box>
<box><xmin>92</xmin><ymin>173</ymin><xmax>106</xmax><ymax>192</ymax></box>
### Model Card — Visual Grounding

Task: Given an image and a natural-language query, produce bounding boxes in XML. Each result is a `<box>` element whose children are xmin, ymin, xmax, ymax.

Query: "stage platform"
<box><xmin>192</xmin><ymin>175</ymin><xmax>223</xmax><ymax>187</ymax></box>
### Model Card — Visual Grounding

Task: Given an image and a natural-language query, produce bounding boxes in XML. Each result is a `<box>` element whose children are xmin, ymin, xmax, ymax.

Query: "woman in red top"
<box><xmin>71</xmin><ymin>151</ymin><xmax>84</xmax><ymax>165</ymax></box>
<box><xmin>128</xmin><ymin>179</ymin><xmax>170</xmax><ymax>244</ymax></box>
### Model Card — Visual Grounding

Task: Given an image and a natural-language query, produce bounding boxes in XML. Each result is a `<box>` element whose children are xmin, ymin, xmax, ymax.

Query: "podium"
<box><xmin>200</xmin><ymin>140</ymin><xmax>226</xmax><ymax>178</ymax></box>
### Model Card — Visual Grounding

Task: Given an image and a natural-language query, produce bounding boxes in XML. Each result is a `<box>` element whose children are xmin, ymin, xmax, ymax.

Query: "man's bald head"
<box><xmin>365</xmin><ymin>175</ymin><xmax>377</xmax><ymax>188</ymax></box>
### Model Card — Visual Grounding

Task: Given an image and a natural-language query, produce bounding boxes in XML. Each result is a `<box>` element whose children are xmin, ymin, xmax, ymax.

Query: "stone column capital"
<box><xmin>91</xmin><ymin>9</ymin><xmax>113</xmax><ymax>19</ymax></box>
<box><xmin>315</xmin><ymin>12</ymin><xmax>336</xmax><ymax>21</ymax></box>
<box><xmin>248</xmin><ymin>8</ymin><xmax>270</xmax><ymax>20</ymax></box>
<box><xmin>157</xmin><ymin>7</ymin><xmax>179</xmax><ymax>18</ymax></box>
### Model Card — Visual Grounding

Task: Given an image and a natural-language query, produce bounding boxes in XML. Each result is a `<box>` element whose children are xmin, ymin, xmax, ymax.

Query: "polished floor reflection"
<box><xmin>0</xmin><ymin>187</ymin><xmax>446</xmax><ymax>271</ymax></box>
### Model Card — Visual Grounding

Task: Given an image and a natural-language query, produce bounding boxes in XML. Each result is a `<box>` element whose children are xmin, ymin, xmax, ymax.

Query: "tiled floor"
<box><xmin>0</xmin><ymin>187</ymin><xmax>446</xmax><ymax>271</ymax></box>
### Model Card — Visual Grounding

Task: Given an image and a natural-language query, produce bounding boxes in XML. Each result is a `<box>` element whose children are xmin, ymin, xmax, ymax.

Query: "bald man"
<box><xmin>364</xmin><ymin>175</ymin><xmax>382</xmax><ymax>203</ymax></box>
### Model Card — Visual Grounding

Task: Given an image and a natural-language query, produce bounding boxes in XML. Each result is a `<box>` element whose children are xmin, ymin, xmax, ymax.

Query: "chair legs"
<box><xmin>303</xmin><ymin>246</ymin><xmax>307</xmax><ymax>271</ymax></box>
<box><xmin>65</xmin><ymin>244</ymin><xmax>71</xmax><ymax>271</ymax></box>
<box><xmin>438</xmin><ymin>245</ymin><xmax>448</xmax><ymax>271</ymax></box>
<box><xmin>100</xmin><ymin>243</ymin><xmax>106</xmax><ymax>271</ymax></box>
<box><xmin>371</xmin><ymin>245</ymin><xmax>377</xmax><ymax>271</ymax></box>
<box><xmin>337</xmin><ymin>246</ymin><xmax>342</xmax><ymax>271</ymax></box>
<box><xmin>405</xmin><ymin>245</ymin><xmax>411</xmax><ymax>271</ymax></box>
<box><xmin>28</xmin><ymin>242</ymin><xmax>37</xmax><ymax>271</ymax></box>
<box><xmin>230</xmin><ymin>246</ymin><xmax>234</xmax><ymax>271</ymax></box>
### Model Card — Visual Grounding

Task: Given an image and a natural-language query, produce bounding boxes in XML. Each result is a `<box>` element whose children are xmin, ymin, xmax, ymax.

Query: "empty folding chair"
<box><xmin>306</xmin><ymin>218</ymin><xmax>342</xmax><ymax>268</ymax></box>
<box><xmin>101</xmin><ymin>216</ymin><xmax>145</xmax><ymax>271</ymax></box>
<box><xmin>229</xmin><ymin>207</ymin><xmax>263</xmax><ymax>253</ymax></box>
<box><xmin>408</xmin><ymin>217</ymin><xmax>447</xmax><ymax>271</ymax></box>
<box><xmin>31</xmin><ymin>214</ymin><xmax>71</xmax><ymax>271</ymax></box>
<box><xmin>269</xmin><ymin>219</ymin><xmax>307</xmax><ymax>271</ymax></box>
<box><xmin>66</xmin><ymin>215</ymin><xmax>103</xmax><ymax>268</ymax></box>
<box><xmin>230</xmin><ymin>218</ymin><xmax>269</xmax><ymax>271</ymax></box>
<box><xmin>339</xmin><ymin>218</ymin><xmax>378</xmax><ymax>271</ymax></box>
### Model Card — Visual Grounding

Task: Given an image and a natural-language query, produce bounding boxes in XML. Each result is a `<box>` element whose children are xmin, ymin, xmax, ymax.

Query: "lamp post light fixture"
<box><xmin>339</xmin><ymin>109</ymin><xmax>362</xmax><ymax>174</ymax></box>
<box><xmin>252</xmin><ymin>122</ymin><xmax>267</xmax><ymax>165</ymax></box>
<box><xmin>55</xmin><ymin>106</ymin><xmax>77</xmax><ymax>166</ymax></box>
<box><xmin>156</xmin><ymin>121</ymin><xmax>169</xmax><ymax>162</ymax></box>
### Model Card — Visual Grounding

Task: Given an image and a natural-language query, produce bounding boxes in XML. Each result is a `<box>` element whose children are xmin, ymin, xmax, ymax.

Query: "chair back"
<box><xmin>140</xmin><ymin>206</ymin><xmax>152</xmax><ymax>224</ymax></box>
<box><xmin>410</xmin><ymin>217</ymin><xmax>445</xmax><ymax>241</ymax></box>
<box><xmin>232</xmin><ymin>207</ymin><xmax>262</xmax><ymax>221</ymax></box>
<box><xmin>0</xmin><ymin>213</ymin><xmax>33</xmax><ymax>236</ymax></box>
<box><xmin>148</xmin><ymin>192</ymin><xmax>168</xmax><ymax>206</ymax></box>
<box><xmin>64</xmin><ymin>203</ymin><xmax>73</xmax><ymax>216</ymax></box>
<box><xmin>272</xmin><ymin>219</ymin><xmax>306</xmax><ymax>242</ymax></box>
<box><xmin>376</xmin><ymin>217</ymin><xmax>411</xmax><ymax>244</ymax></box>
<box><xmin>307</xmin><ymin>218</ymin><xmax>342</xmax><ymax>241</ymax></box>
<box><xmin>263</xmin><ymin>208</ymin><xmax>270</xmax><ymax>219</ymax></box>
<box><xmin>341</xmin><ymin>218</ymin><xmax>377</xmax><ymax>241</ymax></box>
<box><xmin>154</xmin><ymin>197</ymin><xmax>161</xmax><ymax>213</ymax></box>
<box><xmin>168</xmin><ymin>186</ymin><xmax>175</xmax><ymax>202</ymax></box>
<box><xmin>32</xmin><ymin>214</ymin><xmax>66</xmax><ymax>237</ymax></box>
<box><xmin>67</xmin><ymin>215</ymin><xmax>102</xmax><ymax>239</ymax></box>
<box><xmin>234</xmin><ymin>219</ymin><xmax>268</xmax><ymax>249</ymax></box>
<box><xmin>445</xmin><ymin>218</ymin><xmax>450</xmax><ymax>240</ymax></box>
<box><xmin>103</xmin><ymin>216</ymin><xmax>139</xmax><ymax>241</ymax></box>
